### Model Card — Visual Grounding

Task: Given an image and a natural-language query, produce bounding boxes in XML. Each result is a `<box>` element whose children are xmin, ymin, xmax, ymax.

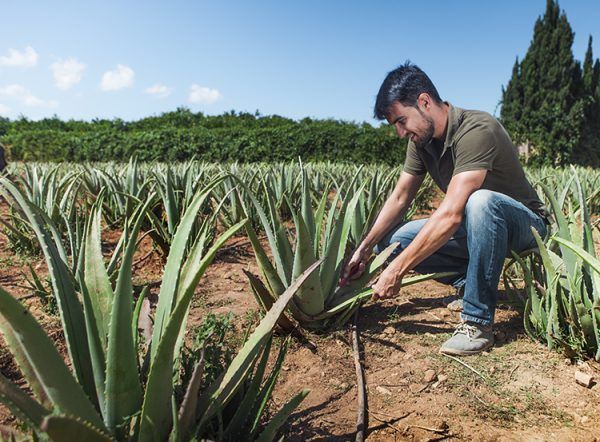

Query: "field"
<box><xmin>0</xmin><ymin>161</ymin><xmax>598</xmax><ymax>441</ymax></box>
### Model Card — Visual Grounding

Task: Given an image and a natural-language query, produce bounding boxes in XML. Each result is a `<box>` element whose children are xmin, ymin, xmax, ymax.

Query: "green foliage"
<box><xmin>501</xmin><ymin>0</ymin><xmax>600</xmax><ymax>167</ymax></box>
<box><xmin>0</xmin><ymin>109</ymin><xmax>407</xmax><ymax>165</ymax></box>
<box><xmin>505</xmin><ymin>168</ymin><xmax>600</xmax><ymax>361</ymax></box>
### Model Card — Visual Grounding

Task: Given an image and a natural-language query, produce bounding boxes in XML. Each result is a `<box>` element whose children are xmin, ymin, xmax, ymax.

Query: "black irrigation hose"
<box><xmin>352</xmin><ymin>307</ymin><xmax>367</xmax><ymax>442</ymax></box>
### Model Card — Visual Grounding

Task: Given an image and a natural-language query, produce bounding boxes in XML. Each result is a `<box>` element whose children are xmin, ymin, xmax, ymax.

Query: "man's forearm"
<box><xmin>360</xmin><ymin>196</ymin><xmax>411</xmax><ymax>252</ymax></box>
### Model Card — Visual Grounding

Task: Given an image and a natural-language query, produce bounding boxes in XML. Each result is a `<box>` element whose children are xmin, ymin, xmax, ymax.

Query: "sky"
<box><xmin>0</xmin><ymin>0</ymin><xmax>598</xmax><ymax>125</ymax></box>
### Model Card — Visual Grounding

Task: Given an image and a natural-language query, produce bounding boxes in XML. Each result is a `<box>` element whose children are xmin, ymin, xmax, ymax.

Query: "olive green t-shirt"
<box><xmin>403</xmin><ymin>103</ymin><xmax>545</xmax><ymax>216</ymax></box>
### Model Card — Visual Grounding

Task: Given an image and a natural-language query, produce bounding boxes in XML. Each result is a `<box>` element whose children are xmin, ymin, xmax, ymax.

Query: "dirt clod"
<box><xmin>575</xmin><ymin>370</ymin><xmax>594</xmax><ymax>388</ymax></box>
<box><xmin>423</xmin><ymin>369</ymin><xmax>437</xmax><ymax>383</ymax></box>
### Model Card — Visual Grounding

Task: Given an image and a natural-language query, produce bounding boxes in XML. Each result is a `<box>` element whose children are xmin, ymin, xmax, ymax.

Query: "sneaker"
<box><xmin>439</xmin><ymin>321</ymin><xmax>494</xmax><ymax>356</ymax></box>
<box><xmin>446</xmin><ymin>286</ymin><xmax>464</xmax><ymax>312</ymax></box>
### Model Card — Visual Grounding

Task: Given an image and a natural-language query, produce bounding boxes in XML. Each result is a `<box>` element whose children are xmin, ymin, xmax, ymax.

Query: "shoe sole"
<box><xmin>439</xmin><ymin>342</ymin><xmax>494</xmax><ymax>356</ymax></box>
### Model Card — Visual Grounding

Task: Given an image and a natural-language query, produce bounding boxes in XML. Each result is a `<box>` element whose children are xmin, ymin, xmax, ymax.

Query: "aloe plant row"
<box><xmin>506</xmin><ymin>168</ymin><xmax>600</xmax><ymax>360</ymax></box>
<box><xmin>0</xmin><ymin>175</ymin><xmax>311</xmax><ymax>440</ymax></box>
<box><xmin>239</xmin><ymin>165</ymin><xmax>451</xmax><ymax>330</ymax></box>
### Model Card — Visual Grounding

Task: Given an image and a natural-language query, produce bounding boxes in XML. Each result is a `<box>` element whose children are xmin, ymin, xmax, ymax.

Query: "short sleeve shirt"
<box><xmin>403</xmin><ymin>103</ymin><xmax>545</xmax><ymax>216</ymax></box>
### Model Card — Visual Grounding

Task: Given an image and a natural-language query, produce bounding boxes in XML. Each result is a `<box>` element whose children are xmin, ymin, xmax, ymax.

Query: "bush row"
<box><xmin>0</xmin><ymin>110</ymin><xmax>408</xmax><ymax>165</ymax></box>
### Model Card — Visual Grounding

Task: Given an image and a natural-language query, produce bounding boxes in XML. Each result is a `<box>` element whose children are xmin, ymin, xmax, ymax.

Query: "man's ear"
<box><xmin>418</xmin><ymin>93</ymin><xmax>430</xmax><ymax>110</ymax></box>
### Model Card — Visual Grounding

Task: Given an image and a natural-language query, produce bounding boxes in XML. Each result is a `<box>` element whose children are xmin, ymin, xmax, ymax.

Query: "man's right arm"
<box><xmin>339</xmin><ymin>171</ymin><xmax>425</xmax><ymax>285</ymax></box>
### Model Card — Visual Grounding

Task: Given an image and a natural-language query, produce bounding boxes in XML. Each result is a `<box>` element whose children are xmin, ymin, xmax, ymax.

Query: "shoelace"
<box><xmin>453</xmin><ymin>322</ymin><xmax>477</xmax><ymax>340</ymax></box>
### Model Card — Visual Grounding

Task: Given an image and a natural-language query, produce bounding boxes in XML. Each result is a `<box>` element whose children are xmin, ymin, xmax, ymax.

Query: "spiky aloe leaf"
<box><xmin>152</xmin><ymin>176</ymin><xmax>226</xmax><ymax>362</ymax></box>
<box><xmin>0</xmin><ymin>178</ymin><xmax>96</xmax><ymax>406</ymax></box>
<box><xmin>0</xmin><ymin>286</ymin><xmax>106</xmax><ymax>431</ymax></box>
<box><xmin>290</xmin><ymin>200</ymin><xmax>324</xmax><ymax>316</ymax></box>
<box><xmin>195</xmin><ymin>260</ymin><xmax>323</xmax><ymax>429</ymax></box>
<box><xmin>41</xmin><ymin>414</ymin><xmax>113</xmax><ymax>442</ymax></box>
<box><xmin>84</xmin><ymin>195</ymin><xmax>113</xmax><ymax>350</ymax></box>
<box><xmin>244</xmin><ymin>270</ymin><xmax>296</xmax><ymax>333</ymax></box>
<box><xmin>177</xmin><ymin>344</ymin><xmax>206</xmax><ymax>441</ymax></box>
<box><xmin>104</xmin><ymin>201</ymin><xmax>152</xmax><ymax>431</ymax></box>
<box><xmin>245</xmin><ymin>221</ymin><xmax>286</xmax><ymax>299</ymax></box>
<box><xmin>0</xmin><ymin>372</ymin><xmax>49</xmax><ymax>430</ymax></box>
<box><xmin>139</xmin><ymin>220</ymin><xmax>247</xmax><ymax>442</ymax></box>
<box><xmin>222</xmin><ymin>337</ymin><xmax>273</xmax><ymax>441</ymax></box>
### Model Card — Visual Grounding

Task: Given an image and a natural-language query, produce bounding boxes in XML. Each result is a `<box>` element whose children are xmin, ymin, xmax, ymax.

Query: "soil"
<box><xmin>0</xmin><ymin>199</ymin><xmax>599</xmax><ymax>441</ymax></box>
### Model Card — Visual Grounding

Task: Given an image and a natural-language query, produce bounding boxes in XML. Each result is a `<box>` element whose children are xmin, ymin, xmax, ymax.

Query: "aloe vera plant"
<box><xmin>0</xmin><ymin>175</ymin><xmax>310</xmax><ymax>440</ymax></box>
<box><xmin>507</xmin><ymin>168</ymin><xmax>600</xmax><ymax>360</ymax></box>
<box><xmin>240</xmin><ymin>165</ymin><xmax>450</xmax><ymax>330</ymax></box>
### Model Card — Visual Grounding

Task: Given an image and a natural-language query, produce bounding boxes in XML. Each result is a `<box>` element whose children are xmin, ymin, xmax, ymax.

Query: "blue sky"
<box><xmin>0</xmin><ymin>0</ymin><xmax>598</xmax><ymax>124</ymax></box>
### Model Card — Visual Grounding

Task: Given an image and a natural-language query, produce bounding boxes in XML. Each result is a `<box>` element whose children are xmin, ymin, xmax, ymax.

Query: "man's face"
<box><xmin>385</xmin><ymin>100</ymin><xmax>435</xmax><ymax>149</ymax></box>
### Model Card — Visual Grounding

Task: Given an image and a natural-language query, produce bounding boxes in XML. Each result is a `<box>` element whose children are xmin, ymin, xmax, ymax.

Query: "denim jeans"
<box><xmin>374</xmin><ymin>189</ymin><xmax>547</xmax><ymax>326</ymax></box>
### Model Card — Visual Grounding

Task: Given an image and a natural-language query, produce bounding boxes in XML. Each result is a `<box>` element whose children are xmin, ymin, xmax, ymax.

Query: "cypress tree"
<box><xmin>501</xmin><ymin>0</ymin><xmax>587</xmax><ymax>166</ymax></box>
<box><xmin>577</xmin><ymin>36</ymin><xmax>600</xmax><ymax>166</ymax></box>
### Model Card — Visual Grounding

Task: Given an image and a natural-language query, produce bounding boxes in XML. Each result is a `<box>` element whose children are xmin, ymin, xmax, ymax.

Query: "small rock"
<box><xmin>376</xmin><ymin>386</ymin><xmax>392</xmax><ymax>395</ymax></box>
<box><xmin>423</xmin><ymin>369</ymin><xmax>437</xmax><ymax>383</ymax></box>
<box><xmin>581</xmin><ymin>416</ymin><xmax>590</xmax><ymax>424</ymax></box>
<box><xmin>564</xmin><ymin>358</ymin><xmax>572</xmax><ymax>365</ymax></box>
<box><xmin>410</xmin><ymin>383</ymin><xmax>428</xmax><ymax>393</ymax></box>
<box><xmin>575</xmin><ymin>370</ymin><xmax>594</xmax><ymax>388</ymax></box>
<box><xmin>489</xmin><ymin>367</ymin><xmax>497</xmax><ymax>374</ymax></box>
<box><xmin>282</xmin><ymin>365</ymin><xmax>290</xmax><ymax>371</ymax></box>
<box><xmin>339</xmin><ymin>382</ymin><xmax>349</xmax><ymax>389</ymax></box>
<box><xmin>383</xmin><ymin>326</ymin><xmax>397</xmax><ymax>335</ymax></box>
<box><xmin>437</xmin><ymin>374</ymin><xmax>448</xmax><ymax>383</ymax></box>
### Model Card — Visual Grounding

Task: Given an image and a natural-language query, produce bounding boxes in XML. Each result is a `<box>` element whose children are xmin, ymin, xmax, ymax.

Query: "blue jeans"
<box><xmin>374</xmin><ymin>190</ymin><xmax>547</xmax><ymax>326</ymax></box>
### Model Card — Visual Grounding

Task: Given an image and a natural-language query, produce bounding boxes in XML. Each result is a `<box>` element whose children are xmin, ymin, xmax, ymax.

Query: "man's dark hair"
<box><xmin>374</xmin><ymin>61</ymin><xmax>443</xmax><ymax>120</ymax></box>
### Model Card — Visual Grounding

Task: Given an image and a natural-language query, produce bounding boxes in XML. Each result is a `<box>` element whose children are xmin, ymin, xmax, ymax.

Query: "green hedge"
<box><xmin>0</xmin><ymin>110</ymin><xmax>408</xmax><ymax>165</ymax></box>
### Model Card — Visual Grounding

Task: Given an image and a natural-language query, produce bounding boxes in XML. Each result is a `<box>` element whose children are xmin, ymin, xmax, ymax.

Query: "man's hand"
<box><xmin>339</xmin><ymin>246</ymin><xmax>370</xmax><ymax>286</ymax></box>
<box><xmin>371</xmin><ymin>265</ymin><xmax>403</xmax><ymax>300</ymax></box>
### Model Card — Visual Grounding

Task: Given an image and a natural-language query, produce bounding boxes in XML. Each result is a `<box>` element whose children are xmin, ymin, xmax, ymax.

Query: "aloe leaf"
<box><xmin>41</xmin><ymin>414</ymin><xmax>113</xmax><ymax>442</ymax></box>
<box><xmin>152</xmin><ymin>176</ymin><xmax>226</xmax><ymax>361</ymax></box>
<box><xmin>0</xmin><ymin>372</ymin><xmax>49</xmax><ymax>430</ymax></box>
<box><xmin>104</xmin><ymin>202</ymin><xmax>151</xmax><ymax>431</ymax></box>
<box><xmin>223</xmin><ymin>337</ymin><xmax>273</xmax><ymax>440</ymax></box>
<box><xmin>132</xmin><ymin>287</ymin><xmax>149</xmax><ymax>351</ymax></box>
<box><xmin>0</xmin><ymin>312</ymin><xmax>49</xmax><ymax>408</ymax></box>
<box><xmin>254</xmin><ymin>389</ymin><xmax>310</xmax><ymax>442</ymax></box>
<box><xmin>84</xmin><ymin>196</ymin><xmax>114</xmax><ymax>350</ymax></box>
<box><xmin>177</xmin><ymin>344</ymin><xmax>206</xmax><ymax>440</ymax></box>
<box><xmin>249</xmin><ymin>337</ymin><xmax>290</xmax><ymax>435</ymax></box>
<box><xmin>0</xmin><ymin>286</ymin><xmax>106</xmax><ymax>431</ymax></box>
<box><xmin>290</xmin><ymin>201</ymin><xmax>324</xmax><ymax>316</ymax></box>
<box><xmin>195</xmin><ymin>260</ymin><xmax>323</xmax><ymax>429</ymax></box>
<box><xmin>0</xmin><ymin>178</ymin><xmax>96</xmax><ymax>403</ymax></box>
<box><xmin>326</xmin><ymin>272</ymin><xmax>456</xmax><ymax>315</ymax></box>
<box><xmin>245</xmin><ymin>222</ymin><xmax>286</xmax><ymax>299</ymax></box>
<box><xmin>139</xmin><ymin>220</ymin><xmax>247</xmax><ymax>442</ymax></box>
<box><xmin>244</xmin><ymin>270</ymin><xmax>296</xmax><ymax>333</ymax></box>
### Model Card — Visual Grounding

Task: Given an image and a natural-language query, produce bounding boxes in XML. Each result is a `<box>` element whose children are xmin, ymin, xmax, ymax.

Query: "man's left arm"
<box><xmin>371</xmin><ymin>169</ymin><xmax>487</xmax><ymax>299</ymax></box>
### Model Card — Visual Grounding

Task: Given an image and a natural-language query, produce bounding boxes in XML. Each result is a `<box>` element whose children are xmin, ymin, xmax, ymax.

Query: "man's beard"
<box><xmin>413</xmin><ymin>112</ymin><xmax>435</xmax><ymax>149</ymax></box>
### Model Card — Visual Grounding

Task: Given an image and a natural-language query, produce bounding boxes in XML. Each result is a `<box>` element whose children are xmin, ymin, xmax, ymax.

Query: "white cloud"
<box><xmin>0</xmin><ymin>84</ymin><xmax>57</xmax><ymax>108</ymax></box>
<box><xmin>0</xmin><ymin>46</ymin><xmax>38</xmax><ymax>67</ymax></box>
<box><xmin>100</xmin><ymin>64</ymin><xmax>134</xmax><ymax>91</ymax></box>
<box><xmin>0</xmin><ymin>104</ymin><xmax>10</xmax><ymax>116</ymax></box>
<box><xmin>145</xmin><ymin>83</ymin><xmax>171</xmax><ymax>98</ymax></box>
<box><xmin>188</xmin><ymin>84</ymin><xmax>222</xmax><ymax>104</ymax></box>
<box><xmin>51</xmin><ymin>58</ymin><xmax>86</xmax><ymax>90</ymax></box>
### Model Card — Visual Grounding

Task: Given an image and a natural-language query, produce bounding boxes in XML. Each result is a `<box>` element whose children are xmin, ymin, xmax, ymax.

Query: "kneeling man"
<box><xmin>341</xmin><ymin>62</ymin><xmax>548</xmax><ymax>356</ymax></box>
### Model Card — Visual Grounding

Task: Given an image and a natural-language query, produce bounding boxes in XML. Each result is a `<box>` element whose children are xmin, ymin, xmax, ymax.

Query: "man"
<box><xmin>340</xmin><ymin>62</ymin><xmax>547</xmax><ymax>355</ymax></box>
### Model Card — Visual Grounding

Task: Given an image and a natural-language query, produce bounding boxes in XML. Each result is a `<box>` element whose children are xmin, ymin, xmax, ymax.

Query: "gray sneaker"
<box><xmin>440</xmin><ymin>322</ymin><xmax>494</xmax><ymax>356</ymax></box>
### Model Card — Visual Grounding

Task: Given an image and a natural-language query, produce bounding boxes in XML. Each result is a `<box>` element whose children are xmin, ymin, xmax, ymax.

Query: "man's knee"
<box><xmin>373</xmin><ymin>219</ymin><xmax>425</xmax><ymax>254</ymax></box>
<box><xmin>465</xmin><ymin>189</ymin><xmax>500</xmax><ymax>220</ymax></box>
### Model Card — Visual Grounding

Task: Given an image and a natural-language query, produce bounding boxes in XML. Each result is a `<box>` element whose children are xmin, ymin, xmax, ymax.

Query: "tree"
<box><xmin>500</xmin><ymin>0</ymin><xmax>597</xmax><ymax>166</ymax></box>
